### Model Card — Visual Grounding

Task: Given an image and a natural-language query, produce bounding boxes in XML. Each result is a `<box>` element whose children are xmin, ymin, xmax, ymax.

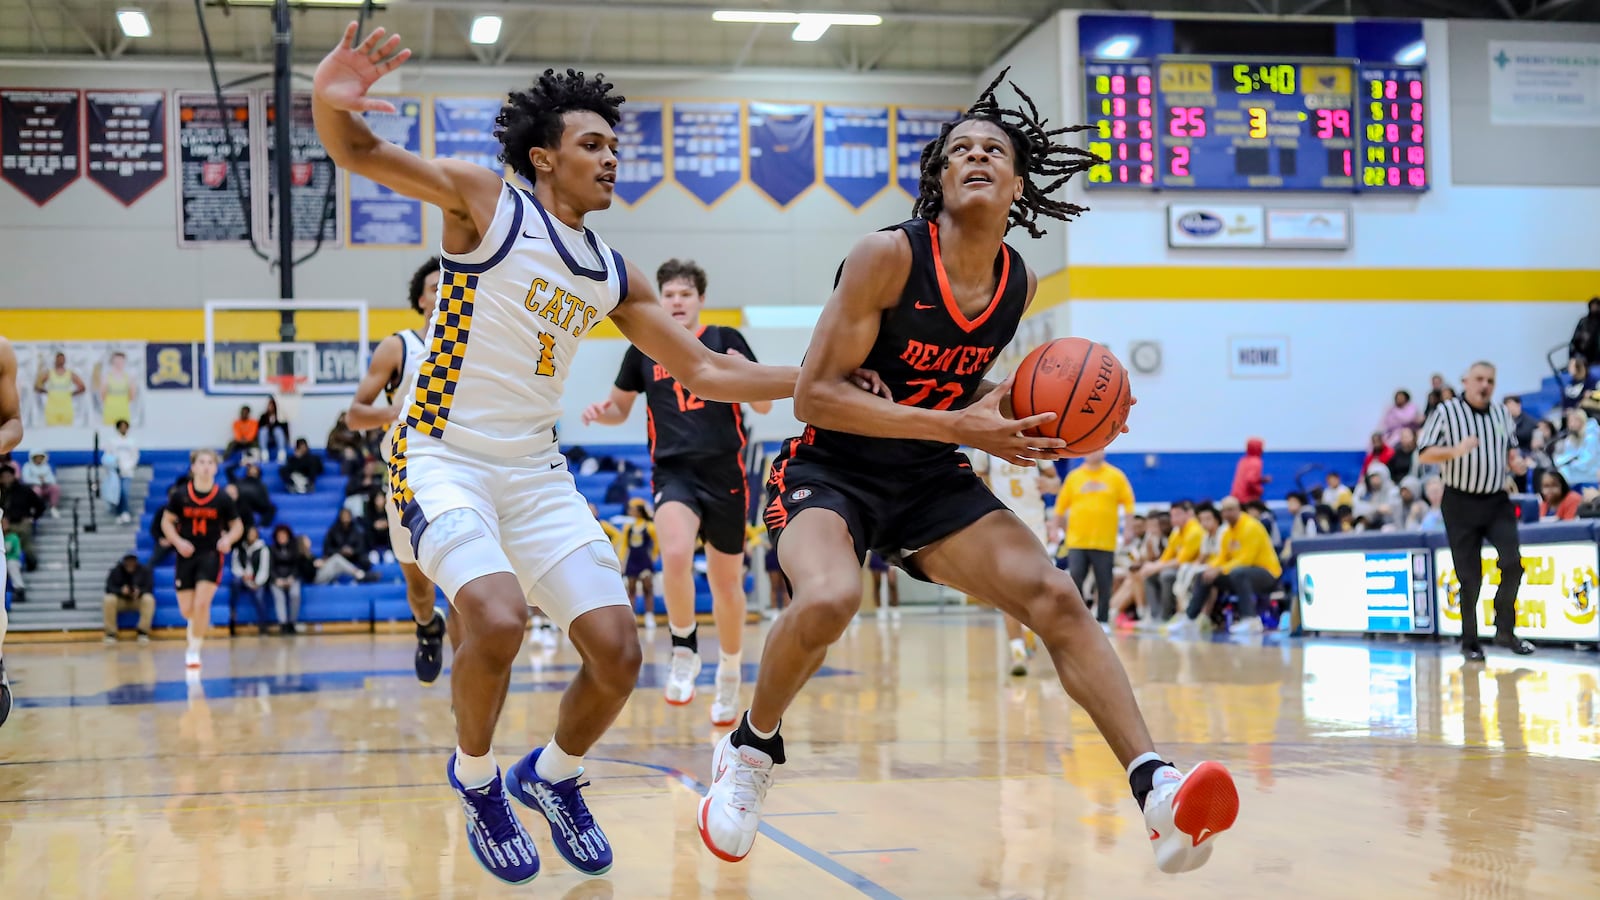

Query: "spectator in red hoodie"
<box><xmin>1231</xmin><ymin>437</ymin><xmax>1268</xmax><ymax>503</ymax></box>
<box><xmin>1360</xmin><ymin>431</ymin><xmax>1395</xmax><ymax>477</ymax></box>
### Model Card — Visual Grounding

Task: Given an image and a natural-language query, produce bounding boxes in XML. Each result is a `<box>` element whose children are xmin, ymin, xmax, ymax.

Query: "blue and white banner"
<box><xmin>433</xmin><ymin>97</ymin><xmax>504</xmax><ymax>173</ymax></box>
<box><xmin>671</xmin><ymin>101</ymin><xmax>742</xmax><ymax>207</ymax></box>
<box><xmin>348</xmin><ymin>96</ymin><xmax>424</xmax><ymax>247</ymax></box>
<box><xmin>615</xmin><ymin>100</ymin><xmax>664</xmax><ymax>206</ymax></box>
<box><xmin>145</xmin><ymin>342</ymin><xmax>195</xmax><ymax>391</ymax></box>
<box><xmin>821</xmin><ymin>105</ymin><xmax>890</xmax><ymax>209</ymax></box>
<box><xmin>85</xmin><ymin>90</ymin><xmax>166</xmax><ymax>207</ymax></box>
<box><xmin>894</xmin><ymin>107</ymin><xmax>961</xmax><ymax>198</ymax></box>
<box><xmin>0</xmin><ymin>89</ymin><xmax>81</xmax><ymax>206</ymax></box>
<box><xmin>747</xmin><ymin>101</ymin><xmax>816</xmax><ymax>209</ymax></box>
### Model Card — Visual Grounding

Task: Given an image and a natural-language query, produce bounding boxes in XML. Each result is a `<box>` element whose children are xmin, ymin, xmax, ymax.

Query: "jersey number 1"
<box><xmin>535</xmin><ymin>333</ymin><xmax>556</xmax><ymax>377</ymax></box>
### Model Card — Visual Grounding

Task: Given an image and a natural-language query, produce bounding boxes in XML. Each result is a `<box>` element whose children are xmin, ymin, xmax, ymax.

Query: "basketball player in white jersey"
<box><xmin>313</xmin><ymin>25</ymin><xmax>810</xmax><ymax>885</ymax></box>
<box><xmin>0</xmin><ymin>336</ymin><xmax>22</xmax><ymax>728</ymax></box>
<box><xmin>972</xmin><ymin>450</ymin><xmax>1059</xmax><ymax>676</ymax></box>
<box><xmin>347</xmin><ymin>256</ymin><xmax>461</xmax><ymax>684</ymax></box>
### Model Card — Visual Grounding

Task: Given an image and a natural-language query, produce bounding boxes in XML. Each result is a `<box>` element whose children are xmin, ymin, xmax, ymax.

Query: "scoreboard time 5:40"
<box><xmin>1079</xmin><ymin>14</ymin><xmax>1428</xmax><ymax>193</ymax></box>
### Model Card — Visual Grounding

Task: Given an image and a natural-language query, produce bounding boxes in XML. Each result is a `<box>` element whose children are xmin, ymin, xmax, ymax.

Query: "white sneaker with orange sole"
<box><xmin>697</xmin><ymin>733</ymin><xmax>774</xmax><ymax>862</ymax></box>
<box><xmin>1143</xmin><ymin>761</ymin><xmax>1239</xmax><ymax>874</ymax></box>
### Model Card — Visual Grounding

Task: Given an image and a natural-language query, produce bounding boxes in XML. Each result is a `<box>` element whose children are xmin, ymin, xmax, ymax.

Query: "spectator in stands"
<box><xmin>268</xmin><ymin>524</ymin><xmax>304</xmax><ymax>634</ymax></box>
<box><xmin>1197</xmin><ymin>496</ymin><xmax>1281</xmax><ymax>635</ymax></box>
<box><xmin>318</xmin><ymin>508</ymin><xmax>376</xmax><ymax>584</ymax></box>
<box><xmin>1415</xmin><ymin>478</ymin><xmax>1446</xmax><ymax>531</ymax></box>
<box><xmin>1353</xmin><ymin>464</ymin><xmax>1403</xmax><ymax>531</ymax></box>
<box><xmin>20</xmin><ymin>450</ymin><xmax>61</xmax><ymax>518</ymax></box>
<box><xmin>225</xmin><ymin>405</ymin><xmax>261</xmax><ymax>460</ymax></box>
<box><xmin>0</xmin><ymin>465</ymin><xmax>43</xmax><ymax>567</ymax></box>
<box><xmin>258</xmin><ymin>397</ymin><xmax>290</xmax><ymax>464</ymax></box>
<box><xmin>102</xmin><ymin>419</ymin><xmax>139</xmax><ymax>524</ymax></box>
<box><xmin>343</xmin><ymin>456</ymin><xmax>381</xmax><ymax>519</ymax></box>
<box><xmin>230</xmin><ymin>462</ymin><xmax>276</xmax><ymax>533</ymax></box>
<box><xmin>147</xmin><ymin>485</ymin><xmax>178</xmax><ymax>569</ymax></box>
<box><xmin>101</xmin><ymin>553</ymin><xmax>153</xmax><ymax>642</ymax></box>
<box><xmin>1052</xmin><ymin>450</ymin><xmax>1136</xmax><ymax>625</ymax></box>
<box><xmin>3</xmin><ymin>513</ymin><xmax>23</xmax><ymax>603</ymax></box>
<box><xmin>1360</xmin><ymin>432</ymin><xmax>1394</xmax><ymax>480</ymax></box>
<box><xmin>1386</xmin><ymin>428</ymin><xmax>1425</xmax><ymax>485</ymax></box>
<box><xmin>1230</xmin><ymin>437</ymin><xmax>1268</xmax><ymax>504</ymax></box>
<box><xmin>324</xmin><ymin>412</ymin><xmax>363</xmax><ymax>459</ymax></box>
<box><xmin>1555</xmin><ymin>407</ymin><xmax>1600</xmax><ymax>488</ymax></box>
<box><xmin>1539</xmin><ymin>470</ymin><xmax>1580</xmax><ymax>521</ymax></box>
<box><xmin>1569</xmin><ymin>296</ymin><xmax>1600</xmax><ymax>366</ymax></box>
<box><xmin>1562</xmin><ymin>354</ymin><xmax>1600</xmax><ymax>415</ymax></box>
<box><xmin>231</xmin><ymin>525</ymin><xmax>272</xmax><ymax>634</ymax></box>
<box><xmin>1322</xmin><ymin>472</ymin><xmax>1354</xmax><ymax>508</ymax></box>
<box><xmin>1244</xmin><ymin>500</ymin><xmax>1281</xmax><ymax>551</ymax></box>
<box><xmin>281</xmin><ymin>438</ymin><xmax>324</xmax><ymax>494</ymax></box>
<box><xmin>1110</xmin><ymin>515</ymin><xmax>1152</xmax><ymax>629</ymax></box>
<box><xmin>1142</xmin><ymin>500</ymin><xmax>1200</xmax><ymax>625</ymax></box>
<box><xmin>1379</xmin><ymin>390</ymin><xmax>1422</xmax><ymax>445</ymax></box>
<box><xmin>1397</xmin><ymin>477</ymin><xmax>1423</xmax><ymax>524</ymax></box>
<box><xmin>1503</xmin><ymin>396</ymin><xmax>1537</xmax><ymax>453</ymax></box>
<box><xmin>1526</xmin><ymin>421</ymin><xmax>1557</xmax><ymax>485</ymax></box>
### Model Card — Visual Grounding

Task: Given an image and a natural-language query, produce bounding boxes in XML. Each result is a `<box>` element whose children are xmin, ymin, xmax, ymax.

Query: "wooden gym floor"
<box><xmin>2</xmin><ymin>614</ymin><xmax>1597</xmax><ymax>899</ymax></box>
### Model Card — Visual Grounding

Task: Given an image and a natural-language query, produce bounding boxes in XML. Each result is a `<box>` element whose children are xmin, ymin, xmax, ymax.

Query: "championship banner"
<box><xmin>84</xmin><ymin>90</ymin><xmax>166</xmax><ymax>206</ymax></box>
<box><xmin>433</xmin><ymin>97</ymin><xmax>504</xmax><ymax>174</ymax></box>
<box><xmin>614</xmin><ymin>100</ymin><xmax>664</xmax><ymax>206</ymax></box>
<box><xmin>175</xmin><ymin>91</ymin><xmax>255</xmax><ymax>246</ymax></box>
<box><xmin>1435</xmin><ymin>543</ymin><xmax>1600</xmax><ymax>641</ymax></box>
<box><xmin>894</xmin><ymin>107</ymin><xmax>961</xmax><ymax>198</ymax></box>
<box><xmin>14</xmin><ymin>341</ymin><xmax>148</xmax><ymax>430</ymax></box>
<box><xmin>821</xmin><ymin>105</ymin><xmax>890</xmax><ymax>209</ymax></box>
<box><xmin>671</xmin><ymin>101</ymin><xmax>742</xmax><ymax>207</ymax></box>
<box><xmin>0</xmin><ymin>89</ymin><xmax>81</xmax><ymax>205</ymax></box>
<box><xmin>747</xmin><ymin>101</ymin><xmax>816</xmax><ymax>209</ymax></box>
<box><xmin>264</xmin><ymin>93</ymin><xmax>341</xmax><ymax>245</ymax></box>
<box><xmin>347</xmin><ymin>96</ymin><xmax>424</xmax><ymax>247</ymax></box>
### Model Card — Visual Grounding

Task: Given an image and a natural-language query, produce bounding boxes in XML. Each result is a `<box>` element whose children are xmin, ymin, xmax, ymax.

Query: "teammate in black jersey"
<box><xmin>698</xmin><ymin>70</ymin><xmax>1240</xmax><ymax>875</ymax></box>
<box><xmin>583</xmin><ymin>259</ymin><xmax>768</xmax><ymax>725</ymax></box>
<box><xmin>347</xmin><ymin>256</ymin><xmax>460</xmax><ymax>685</ymax></box>
<box><xmin>162</xmin><ymin>447</ymin><xmax>242</xmax><ymax>671</ymax></box>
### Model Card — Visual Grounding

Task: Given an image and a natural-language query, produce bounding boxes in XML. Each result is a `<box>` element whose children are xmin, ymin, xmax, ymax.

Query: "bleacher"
<box><xmin>102</xmin><ymin>444</ymin><xmax>745</xmax><ymax>633</ymax></box>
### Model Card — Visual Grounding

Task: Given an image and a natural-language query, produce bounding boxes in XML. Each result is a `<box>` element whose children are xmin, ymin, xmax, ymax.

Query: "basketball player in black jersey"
<box><xmin>347</xmin><ymin>256</ymin><xmax>461</xmax><ymax>684</ymax></box>
<box><xmin>0</xmin><ymin>336</ymin><xmax>23</xmax><ymax>728</ymax></box>
<box><xmin>699</xmin><ymin>71</ymin><xmax>1239</xmax><ymax>875</ymax></box>
<box><xmin>162</xmin><ymin>448</ymin><xmax>242</xmax><ymax>671</ymax></box>
<box><xmin>583</xmin><ymin>259</ymin><xmax>766</xmax><ymax>725</ymax></box>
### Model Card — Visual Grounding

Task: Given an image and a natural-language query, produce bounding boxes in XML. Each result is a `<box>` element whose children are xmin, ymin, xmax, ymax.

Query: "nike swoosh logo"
<box><xmin>522</xmin><ymin>231</ymin><xmax>547</xmax><ymax>240</ymax></box>
<box><xmin>550</xmin><ymin>460</ymin><xmax>564</xmax><ymax>470</ymax></box>
<box><xmin>715</xmin><ymin>761</ymin><xmax>728</xmax><ymax>782</ymax></box>
<box><xmin>914</xmin><ymin>301</ymin><xmax>936</xmax><ymax>310</ymax></box>
<box><xmin>1149</xmin><ymin>828</ymin><xmax>1160</xmax><ymax>841</ymax></box>
<box><xmin>1194</xmin><ymin>827</ymin><xmax>1213</xmax><ymax>846</ymax></box>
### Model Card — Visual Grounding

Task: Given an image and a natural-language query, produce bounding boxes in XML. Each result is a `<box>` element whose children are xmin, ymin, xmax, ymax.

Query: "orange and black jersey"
<box><xmin>615</xmin><ymin>325</ymin><xmax>757</xmax><ymax>464</ymax></box>
<box><xmin>801</xmin><ymin>217</ymin><xmax>1027</xmax><ymax>469</ymax></box>
<box><xmin>169</xmin><ymin>482</ymin><xmax>239</xmax><ymax>551</ymax></box>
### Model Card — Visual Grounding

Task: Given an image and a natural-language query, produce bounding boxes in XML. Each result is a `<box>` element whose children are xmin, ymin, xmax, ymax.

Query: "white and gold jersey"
<box><xmin>404</xmin><ymin>183</ymin><xmax>627</xmax><ymax>457</ymax></box>
<box><xmin>971</xmin><ymin>450</ymin><xmax>1047</xmax><ymax>529</ymax></box>
<box><xmin>380</xmin><ymin>328</ymin><xmax>428</xmax><ymax>463</ymax></box>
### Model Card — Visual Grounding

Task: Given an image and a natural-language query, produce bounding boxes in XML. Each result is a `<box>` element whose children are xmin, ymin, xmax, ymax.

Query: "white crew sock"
<box><xmin>718</xmin><ymin>650</ymin><xmax>742</xmax><ymax>675</ymax></box>
<box><xmin>534</xmin><ymin>739</ymin><xmax>583</xmax><ymax>783</ymax></box>
<box><xmin>668</xmin><ymin>621</ymin><xmax>696</xmax><ymax>640</ymax></box>
<box><xmin>1009</xmin><ymin>637</ymin><xmax>1027</xmax><ymax>655</ymax></box>
<box><xmin>748</xmin><ymin>716</ymin><xmax>779</xmax><ymax>741</ymax></box>
<box><xmin>454</xmin><ymin>748</ymin><xmax>498</xmax><ymax>789</ymax></box>
<box><xmin>1125</xmin><ymin>751</ymin><xmax>1165</xmax><ymax>778</ymax></box>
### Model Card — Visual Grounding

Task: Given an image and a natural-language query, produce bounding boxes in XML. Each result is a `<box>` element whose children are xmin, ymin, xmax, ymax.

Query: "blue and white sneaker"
<box><xmin>506</xmin><ymin>748</ymin><xmax>614</xmax><ymax>875</ymax></box>
<box><xmin>446</xmin><ymin>753</ymin><xmax>540</xmax><ymax>885</ymax></box>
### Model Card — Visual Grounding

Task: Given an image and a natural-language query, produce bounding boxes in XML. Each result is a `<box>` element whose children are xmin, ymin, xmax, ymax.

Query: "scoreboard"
<box><xmin>1080</xmin><ymin>15</ymin><xmax>1428</xmax><ymax>193</ymax></box>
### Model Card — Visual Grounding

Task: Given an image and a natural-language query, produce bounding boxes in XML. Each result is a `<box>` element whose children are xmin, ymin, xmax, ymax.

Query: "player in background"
<box><xmin>583</xmin><ymin>259</ymin><xmax>768</xmax><ymax>725</ymax></box>
<box><xmin>161</xmin><ymin>448</ymin><xmax>243</xmax><ymax>670</ymax></box>
<box><xmin>313</xmin><ymin>25</ymin><xmax>873</xmax><ymax>885</ymax></box>
<box><xmin>698</xmin><ymin>71</ymin><xmax>1239</xmax><ymax>875</ymax></box>
<box><xmin>618</xmin><ymin>498</ymin><xmax>659</xmax><ymax>627</ymax></box>
<box><xmin>973</xmin><ymin>449</ymin><xmax>1060</xmax><ymax>675</ymax></box>
<box><xmin>0</xmin><ymin>336</ymin><xmax>23</xmax><ymax>727</ymax></box>
<box><xmin>347</xmin><ymin>255</ymin><xmax>461</xmax><ymax>684</ymax></box>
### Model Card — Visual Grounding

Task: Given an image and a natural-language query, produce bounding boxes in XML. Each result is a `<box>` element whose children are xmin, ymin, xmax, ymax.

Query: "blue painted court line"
<box><xmin>596</xmin><ymin>757</ymin><xmax>904</xmax><ymax>900</ymax></box>
<box><xmin>14</xmin><ymin>662</ymin><xmax>851</xmax><ymax>709</ymax></box>
<box><xmin>829</xmin><ymin>848</ymin><xmax>919</xmax><ymax>856</ymax></box>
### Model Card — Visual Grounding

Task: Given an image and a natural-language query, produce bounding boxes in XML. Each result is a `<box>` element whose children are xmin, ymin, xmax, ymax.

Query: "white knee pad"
<box><xmin>527</xmin><ymin>541</ymin><xmax>630</xmax><ymax>632</ymax></box>
<box><xmin>416</xmin><ymin>507</ymin><xmax>514</xmax><ymax>602</ymax></box>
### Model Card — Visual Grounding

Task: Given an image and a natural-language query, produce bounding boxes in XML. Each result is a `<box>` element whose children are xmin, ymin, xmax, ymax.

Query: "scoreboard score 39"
<box><xmin>1080</xmin><ymin>15</ymin><xmax>1428</xmax><ymax>193</ymax></box>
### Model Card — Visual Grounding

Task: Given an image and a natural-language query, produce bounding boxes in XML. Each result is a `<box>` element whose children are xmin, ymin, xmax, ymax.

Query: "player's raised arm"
<box><xmin>793</xmin><ymin>233</ymin><xmax>1064</xmax><ymax>465</ymax></box>
<box><xmin>346</xmin><ymin>335</ymin><xmax>408</xmax><ymax>431</ymax></box>
<box><xmin>312</xmin><ymin>22</ymin><xmax>500</xmax><ymax>234</ymax></box>
<box><xmin>609</xmin><ymin>260</ymin><xmax>799</xmax><ymax>403</ymax></box>
<box><xmin>0</xmin><ymin>338</ymin><xmax>22</xmax><ymax>455</ymax></box>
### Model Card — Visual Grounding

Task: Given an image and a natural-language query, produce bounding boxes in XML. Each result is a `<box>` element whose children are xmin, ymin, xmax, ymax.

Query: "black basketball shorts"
<box><xmin>761</xmin><ymin>441</ymin><xmax>1005</xmax><ymax>581</ymax></box>
<box><xmin>174</xmin><ymin>550</ymin><xmax>223</xmax><ymax>590</ymax></box>
<box><xmin>652</xmin><ymin>455</ymin><xmax>749</xmax><ymax>556</ymax></box>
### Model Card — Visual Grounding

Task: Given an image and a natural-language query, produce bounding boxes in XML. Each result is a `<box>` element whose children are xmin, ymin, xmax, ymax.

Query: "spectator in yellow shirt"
<box><xmin>1139</xmin><ymin>500</ymin><xmax>1200</xmax><ymax>622</ymax></box>
<box><xmin>1171</xmin><ymin>497</ymin><xmax>1282</xmax><ymax>638</ymax></box>
<box><xmin>1051</xmin><ymin>450</ymin><xmax>1135</xmax><ymax>625</ymax></box>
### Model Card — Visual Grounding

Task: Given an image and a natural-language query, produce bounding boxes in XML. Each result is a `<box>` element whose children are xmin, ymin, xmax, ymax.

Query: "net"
<box><xmin>204</xmin><ymin>299</ymin><xmax>369</xmax><ymax>395</ymax></box>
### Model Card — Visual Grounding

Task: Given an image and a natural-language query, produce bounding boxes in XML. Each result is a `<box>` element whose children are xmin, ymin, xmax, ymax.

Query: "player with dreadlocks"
<box><xmin>699</xmin><ymin>70</ymin><xmax>1240</xmax><ymax>874</ymax></box>
<box><xmin>311</xmin><ymin>23</ymin><xmax>808</xmax><ymax>885</ymax></box>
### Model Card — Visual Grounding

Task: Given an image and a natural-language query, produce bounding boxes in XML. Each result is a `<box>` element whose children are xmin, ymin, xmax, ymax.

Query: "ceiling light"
<box><xmin>790</xmin><ymin>17</ymin><xmax>831</xmax><ymax>42</ymax></box>
<box><xmin>117</xmin><ymin>8</ymin><xmax>151</xmax><ymax>38</ymax></box>
<box><xmin>470</xmin><ymin>15</ymin><xmax>502</xmax><ymax>45</ymax></box>
<box><xmin>712</xmin><ymin>10</ymin><xmax>882</xmax><ymax>26</ymax></box>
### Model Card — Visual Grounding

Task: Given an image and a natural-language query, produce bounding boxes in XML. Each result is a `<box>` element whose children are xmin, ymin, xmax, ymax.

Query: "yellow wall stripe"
<box><xmin>2</xmin><ymin>308</ymin><xmax>744</xmax><ymax>342</ymax></box>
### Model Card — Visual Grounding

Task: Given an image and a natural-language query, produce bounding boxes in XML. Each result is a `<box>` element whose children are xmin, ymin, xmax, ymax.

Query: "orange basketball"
<box><xmin>1010</xmin><ymin>337</ymin><xmax>1132</xmax><ymax>454</ymax></box>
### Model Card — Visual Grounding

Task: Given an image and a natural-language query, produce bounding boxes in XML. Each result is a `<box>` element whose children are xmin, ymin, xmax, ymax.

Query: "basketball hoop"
<box><xmin>269</xmin><ymin>373</ymin><xmax>308</xmax><ymax>432</ymax></box>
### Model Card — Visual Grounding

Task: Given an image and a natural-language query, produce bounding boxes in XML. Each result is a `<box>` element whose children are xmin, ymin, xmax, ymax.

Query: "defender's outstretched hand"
<box><xmin>313</xmin><ymin>22</ymin><xmax>411</xmax><ymax>114</ymax></box>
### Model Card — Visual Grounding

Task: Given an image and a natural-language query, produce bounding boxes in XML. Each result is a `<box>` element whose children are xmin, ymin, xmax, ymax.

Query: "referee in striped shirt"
<box><xmin>1418</xmin><ymin>361</ymin><xmax>1532</xmax><ymax>661</ymax></box>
